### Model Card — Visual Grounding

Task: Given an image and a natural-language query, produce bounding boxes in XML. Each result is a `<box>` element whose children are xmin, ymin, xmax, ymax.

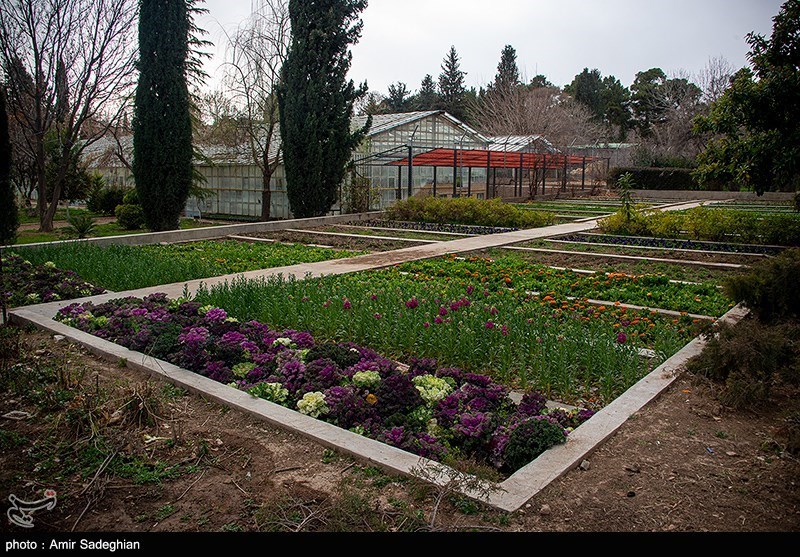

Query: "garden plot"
<box><xmin>9</xmin><ymin>199</ymin><xmax>751</xmax><ymax>511</ymax></box>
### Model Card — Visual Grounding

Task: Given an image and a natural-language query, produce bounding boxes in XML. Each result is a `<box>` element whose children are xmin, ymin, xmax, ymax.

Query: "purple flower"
<box><xmin>342</xmin><ymin>298</ymin><xmax>352</xmax><ymax>310</ymax></box>
<box><xmin>485</xmin><ymin>321</ymin><xmax>495</xmax><ymax>329</ymax></box>
<box><xmin>405</xmin><ymin>297</ymin><xmax>419</xmax><ymax>309</ymax></box>
<box><xmin>438</xmin><ymin>306</ymin><xmax>448</xmax><ymax>317</ymax></box>
<box><xmin>617</xmin><ymin>332</ymin><xmax>627</xmax><ymax>344</ymax></box>
<box><xmin>205</xmin><ymin>308</ymin><xmax>228</xmax><ymax>322</ymax></box>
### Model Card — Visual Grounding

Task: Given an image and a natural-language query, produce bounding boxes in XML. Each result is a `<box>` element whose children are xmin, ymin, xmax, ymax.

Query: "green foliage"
<box><xmin>724</xmin><ymin>248</ymin><xmax>800</xmax><ymax>322</ymax></box>
<box><xmin>693</xmin><ymin>1</ymin><xmax>800</xmax><ymax>195</ymax></box>
<box><xmin>437</xmin><ymin>46</ymin><xmax>468</xmax><ymax>121</ymax></box>
<box><xmin>277</xmin><ymin>0</ymin><xmax>371</xmax><ymax>218</ymax></box>
<box><xmin>115</xmin><ymin>204</ymin><xmax>145</xmax><ymax>230</ymax></box>
<box><xmin>133</xmin><ymin>0</ymin><xmax>194</xmax><ymax>231</ymax></box>
<box><xmin>66</xmin><ymin>213</ymin><xmax>97</xmax><ymax>239</ymax></box>
<box><xmin>607</xmin><ymin>166</ymin><xmax>700</xmax><ymax>190</ymax></box>
<box><xmin>502</xmin><ymin>418</ymin><xmax>567</xmax><ymax>473</ymax></box>
<box><xmin>414</xmin><ymin>74</ymin><xmax>439</xmax><ymax>111</ymax></box>
<box><xmin>0</xmin><ymin>87</ymin><xmax>17</xmax><ymax>245</ymax></box>
<box><xmin>686</xmin><ymin>319</ymin><xmax>799</xmax><ymax>408</ymax></box>
<box><xmin>87</xmin><ymin>185</ymin><xmax>127</xmax><ymax>216</ymax></box>
<box><xmin>598</xmin><ymin>206</ymin><xmax>800</xmax><ymax>246</ymax></box>
<box><xmin>122</xmin><ymin>188</ymin><xmax>140</xmax><ymax>206</ymax></box>
<box><xmin>384</xmin><ymin>196</ymin><xmax>555</xmax><ymax>229</ymax></box>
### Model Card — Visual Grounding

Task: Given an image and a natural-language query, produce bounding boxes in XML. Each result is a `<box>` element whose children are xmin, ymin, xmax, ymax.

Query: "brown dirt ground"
<box><xmin>1</xmin><ymin>328</ymin><xmax>798</xmax><ymax>534</ymax></box>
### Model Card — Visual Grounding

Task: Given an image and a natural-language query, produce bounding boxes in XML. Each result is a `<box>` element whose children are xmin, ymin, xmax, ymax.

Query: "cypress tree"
<box><xmin>133</xmin><ymin>0</ymin><xmax>194</xmax><ymax>231</ymax></box>
<box><xmin>415</xmin><ymin>74</ymin><xmax>439</xmax><ymax>111</ymax></box>
<box><xmin>0</xmin><ymin>87</ymin><xmax>17</xmax><ymax>246</ymax></box>
<box><xmin>277</xmin><ymin>0</ymin><xmax>371</xmax><ymax>219</ymax></box>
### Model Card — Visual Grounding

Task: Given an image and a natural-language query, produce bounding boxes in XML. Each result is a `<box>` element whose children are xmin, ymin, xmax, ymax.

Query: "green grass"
<box><xmin>13</xmin><ymin>218</ymin><xmax>224</xmax><ymax>245</ymax></box>
<box><xmin>14</xmin><ymin>240</ymin><xmax>365</xmax><ymax>291</ymax></box>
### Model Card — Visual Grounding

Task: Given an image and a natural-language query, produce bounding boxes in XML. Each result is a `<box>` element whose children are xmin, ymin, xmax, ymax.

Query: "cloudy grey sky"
<box><xmin>197</xmin><ymin>0</ymin><xmax>784</xmax><ymax>94</ymax></box>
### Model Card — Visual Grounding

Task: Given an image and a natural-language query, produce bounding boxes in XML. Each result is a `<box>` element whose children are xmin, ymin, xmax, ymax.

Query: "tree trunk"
<box><xmin>35</xmin><ymin>140</ymin><xmax>50</xmax><ymax>232</ymax></box>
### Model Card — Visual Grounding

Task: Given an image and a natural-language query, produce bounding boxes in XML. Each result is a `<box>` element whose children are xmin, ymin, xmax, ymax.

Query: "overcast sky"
<box><xmin>197</xmin><ymin>0</ymin><xmax>784</xmax><ymax>95</ymax></box>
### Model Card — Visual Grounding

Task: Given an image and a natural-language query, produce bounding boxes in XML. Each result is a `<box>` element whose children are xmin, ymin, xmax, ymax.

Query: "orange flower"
<box><xmin>365</xmin><ymin>394</ymin><xmax>378</xmax><ymax>405</ymax></box>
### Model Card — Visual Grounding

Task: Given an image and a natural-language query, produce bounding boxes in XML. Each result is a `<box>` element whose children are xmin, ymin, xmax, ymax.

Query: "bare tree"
<box><xmin>0</xmin><ymin>0</ymin><xmax>137</xmax><ymax>231</ymax></box>
<box><xmin>695</xmin><ymin>55</ymin><xmax>736</xmax><ymax>105</ymax></box>
<box><xmin>471</xmin><ymin>85</ymin><xmax>602</xmax><ymax>148</ymax></box>
<box><xmin>222</xmin><ymin>0</ymin><xmax>289</xmax><ymax>221</ymax></box>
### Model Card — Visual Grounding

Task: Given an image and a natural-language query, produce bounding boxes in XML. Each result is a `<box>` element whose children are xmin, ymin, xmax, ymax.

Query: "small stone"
<box><xmin>626</xmin><ymin>490</ymin><xmax>636</xmax><ymax>498</ymax></box>
<box><xmin>53</xmin><ymin>334</ymin><xmax>65</xmax><ymax>342</ymax></box>
<box><xmin>539</xmin><ymin>504</ymin><xmax>551</xmax><ymax>516</ymax></box>
<box><xmin>525</xmin><ymin>503</ymin><xmax>531</xmax><ymax>508</ymax></box>
<box><xmin>625</xmin><ymin>464</ymin><xmax>641</xmax><ymax>474</ymax></box>
<box><xmin>725</xmin><ymin>451</ymin><xmax>738</xmax><ymax>457</ymax></box>
<box><xmin>579</xmin><ymin>459</ymin><xmax>590</xmax><ymax>471</ymax></box>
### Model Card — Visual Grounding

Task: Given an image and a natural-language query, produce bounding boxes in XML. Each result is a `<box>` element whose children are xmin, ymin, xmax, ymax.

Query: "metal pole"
<box><xmin>433</xmin><ymin>166</ymin><xmax>437</xmax><ymax>197</ymax></box>
<box><xmin>581</xmin><ymin>157</ymin><xmax>586</xmax><ymax>190</ymax></box>
<box><xmin>453</xmin><ymin>147</ymin><xmax>458</xmax><ymax>198</ymax></box>
<box><xmin>407</xmin><ymin>145</ymin><xmax>413</xmax><ymax>198</ymax></box>
<box><xmin>397</xmin><ymin>165</ymin><xmax>402</xmax><ymax>200</ymax></box>
<box><xmin>542</xmin><ymin>154</ymin><xmax>547</xmax><ymax>194</ymax></box>
<box><xmin>518</xmin><ymin>153</ymin><xmax>524</xmax><ymax>198</ymax></box>
<box><xmin>486</xmin><ymin>150</ymin><xmax>491</xmax><ymax>199</ymax></box>
<box><xmin>467</xmin><ymin>167</ymin><xmax>472</xmax><ymax>197</ymax></box>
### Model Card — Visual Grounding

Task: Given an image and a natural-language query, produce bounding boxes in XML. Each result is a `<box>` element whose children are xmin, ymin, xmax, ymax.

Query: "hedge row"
<box><xmin>607</xmin><ymin>167</ymin><xmax>729</xmax><ymax>191</ymax></box>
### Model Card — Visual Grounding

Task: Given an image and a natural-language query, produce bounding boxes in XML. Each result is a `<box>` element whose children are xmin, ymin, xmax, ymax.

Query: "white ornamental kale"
<box><xmin>297</xmin><ymin>391</ymin><xmax>329</xmax><ymax>418</ymax></box>
<box><xmin>412</xmin><ymin>375</ymin><xmax>454</xmax><ymax>405</ymax></box>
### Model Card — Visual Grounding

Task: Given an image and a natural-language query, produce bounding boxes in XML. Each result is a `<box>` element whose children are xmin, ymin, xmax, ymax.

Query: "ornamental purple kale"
<box><xmin>323</xmin><ymin>385</ymin><xmax>379</xmax><ymax>430</ymax></box>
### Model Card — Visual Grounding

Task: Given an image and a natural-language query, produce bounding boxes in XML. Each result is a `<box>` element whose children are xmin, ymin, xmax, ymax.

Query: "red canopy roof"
<box><xmin>390</xmin><ymin>148</ymin><xmax>591</xmax><ymax>169</ymax></box>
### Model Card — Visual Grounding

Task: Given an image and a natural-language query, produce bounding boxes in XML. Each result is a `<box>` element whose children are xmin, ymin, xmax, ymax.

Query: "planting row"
<box><xmin>55</xmin><ymin>294</ymin><xmax>594</xmax><ymax>476</ymax></box>
<box><xmin>192</xmin><ymin>261</ymin><xmax>714</xmax><ymax>406</ymax></box>
<box><xmin>554</xmin><ymin>233</ymin><xmax>785</xmax><ymax>255</ymax></box>
<box><xmin>11</xmin><ymin>240</ymin><xmax>364</xmax><ymax>294</ymax></box>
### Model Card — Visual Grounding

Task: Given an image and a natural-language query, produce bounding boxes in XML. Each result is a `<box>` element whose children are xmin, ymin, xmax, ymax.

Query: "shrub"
<box><xmin>384</xmin><ymin>196</ymin><xmax>554</xmax><ymax>229</ymax></box>
<box><xmin>122</xmin><ymin>188</ymin><xmax>140</xmax><ymax>206</ymax></box>
<box><xmin>724</xmin><ymin>248</ymin><xmax>800</xmax><ymax>322</ymax></box>
<box><xmin>87</xmin><ymin>186</ymin><xmax>127</xmax><ymax>216</ymax></box>
<box><xmin>66</xmin><ymin>213</ymin><xmax>96</xmax><ymax>239</ymax></box>
<box><xmin>501</xmin><ymin>417</ymin><xmax>567</xmax><ymax>473</ymax></box>
<box><xmin>685</xmin><ymin>319</ymin><xmax>799</xmax><ymax>409</ymax></box>
<box><xmin>606</xmin><ymin>167</ymin><xmax>699</xmax><ymax>190</ymax></box>
<box><xmin>115</xmin><ymin>203</ymin><xmax>145</xmax><ymax>230</ymax></box>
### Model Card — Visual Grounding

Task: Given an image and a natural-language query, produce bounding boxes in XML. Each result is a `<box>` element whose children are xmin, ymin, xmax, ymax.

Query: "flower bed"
<box><xmin>554</xmin><ymin>233</ymin><xmax>785</xmax><ymax>255</ymax></box>
<box><xmin>55</xmin><ymin>294</ymin><xmax>594</xmax><ymax>475</ymax></box>
<box><xmin>1</xmin><ymin>254</ymin><xmax>106</xmax><ymax>307</ymax></box>
<box><xmin>192</xmin><ymin>260</ymin><xmax>711</xmax><ymax>405</ymax></box>
<box><xmin>400</xmin><ymin>255</ymin><xmax>733</xmax><ymax>316</ymax></box>
<box><xmin>351</xmin><ymin>220</ymin><xmax>517</xmax><ymax>236</ymax></box>
<box><xmin>15</xmin><ymin>240</ymin><xmax>365</xmax><ymax>292</ymax></box>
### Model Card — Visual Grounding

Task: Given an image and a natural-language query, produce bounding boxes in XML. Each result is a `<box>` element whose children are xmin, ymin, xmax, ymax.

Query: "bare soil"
<box><xmin>1</xmin><ymin>328</ymin><xmax>797</xmax><ymax>534</ymax></box>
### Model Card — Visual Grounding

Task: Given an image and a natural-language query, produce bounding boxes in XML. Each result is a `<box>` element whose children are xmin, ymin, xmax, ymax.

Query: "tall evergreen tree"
<box><xmin>565</xmin><ymin>68</ymin><xmax>604</xmax><ymax>119</ymax></box>
<box><xmin>133</xmin><ymin>0</ymin><xmax>194</xmax><ymax>232</ymax></box>
<box><xmin>415</xmin><ymin>74</ymin><xmax>439</xmax><ymax>110</ymax></box>
<box><xmin>491</xmin><ymin>45</ymin><xmax>520</xmax><ymax>94</ymax></box>
<box><xmin>277</xmin><ymin>0</ymin><xmax>371</xmax><ymax>218</ymax></box>
<box><xmin>386</xmin><ymin>82</ymin><xmax>411</xmax><ymax>112</ymax></box>
<box><xmin>437</xmin><ymin>46</ymin><xmax>468</xmax><ymax>120</ymax></box>
<box><xmin>0</xmin><ymin>87</ymin><xmax>17</xmax><ymax>246</ymax></box>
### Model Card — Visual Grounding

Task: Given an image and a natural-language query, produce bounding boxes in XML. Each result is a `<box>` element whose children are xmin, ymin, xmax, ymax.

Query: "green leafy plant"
<box><xmin>66</xmin><ymin>213</ymin><xmax>97</xmax><ymax>239</ymax></box>
<box><xmin>724</xmin><ymin>248</ymin><xmax>800</xmax><ymax>321</ymax></box>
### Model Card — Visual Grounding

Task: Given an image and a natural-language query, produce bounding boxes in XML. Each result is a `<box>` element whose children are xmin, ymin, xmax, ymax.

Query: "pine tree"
<box><xmin>437</xmin><ymin>46</ymin><xmax>468</xmax><ymax>121</ymax></box>
<box><xmin>277</xmin><ymin>0</ymin><xmax>371</xmax><ymax>218</ymax></box>
<box><xmin>133</xmin><ymin>0</ymin><xmax>194</xmax><ymax>232</ymax></box>
<box><xmin>491</xmin><ymin>45</ymin><xmax>520</xmax><ymax>95</ymax></box>
<box><xmin>0</xmin><ymin>87</ymin><xmax>17</xmax><ymax>246</ymax></box>
<box><xmin>414</xmin><ymin>74</ymin><xmax>439</xmax><ymax>110</ymax></box>
<box><xmin>386</xmin><ymin>82</ymin><xmax>410</xmax><ymax>112</ymax></box>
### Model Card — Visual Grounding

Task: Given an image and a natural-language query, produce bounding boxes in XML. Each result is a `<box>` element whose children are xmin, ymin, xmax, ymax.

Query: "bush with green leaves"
<box><xmin>598</xmin><ymin>206</ymin><xmax>800</xmax><ymax>246</ymax></box>
<box><xmin>66</xmin><ymin>213</ymin><xmax>97</xmax><ymax>239</ymax></box>
<box><xmin>115</xmin><ymin>203</ymin><xmax>145</xmax><ymax>230</ymax></box>
<box><xmin>384</xmin><ymin>196</ymin><xmax>554</xmax><ymax>229</ymax></box>
<box><xmin>724</xmin><ymin>248</ymin><xmax>800</xmax><ymax>322</ymax></box>
<box><xmin>87</xmin><ymin>186</ymin><xmax>127</xmax><ymax>216</ymax></box>
<box><xmin>685</xmin><ymin>319</ymin><xmax>799</xmax><ymax>409</ymax></box>
<box><xmin>501</xmin><ymin>417</ymin><xmax>567</xmax><ymax>473</ymax></box>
